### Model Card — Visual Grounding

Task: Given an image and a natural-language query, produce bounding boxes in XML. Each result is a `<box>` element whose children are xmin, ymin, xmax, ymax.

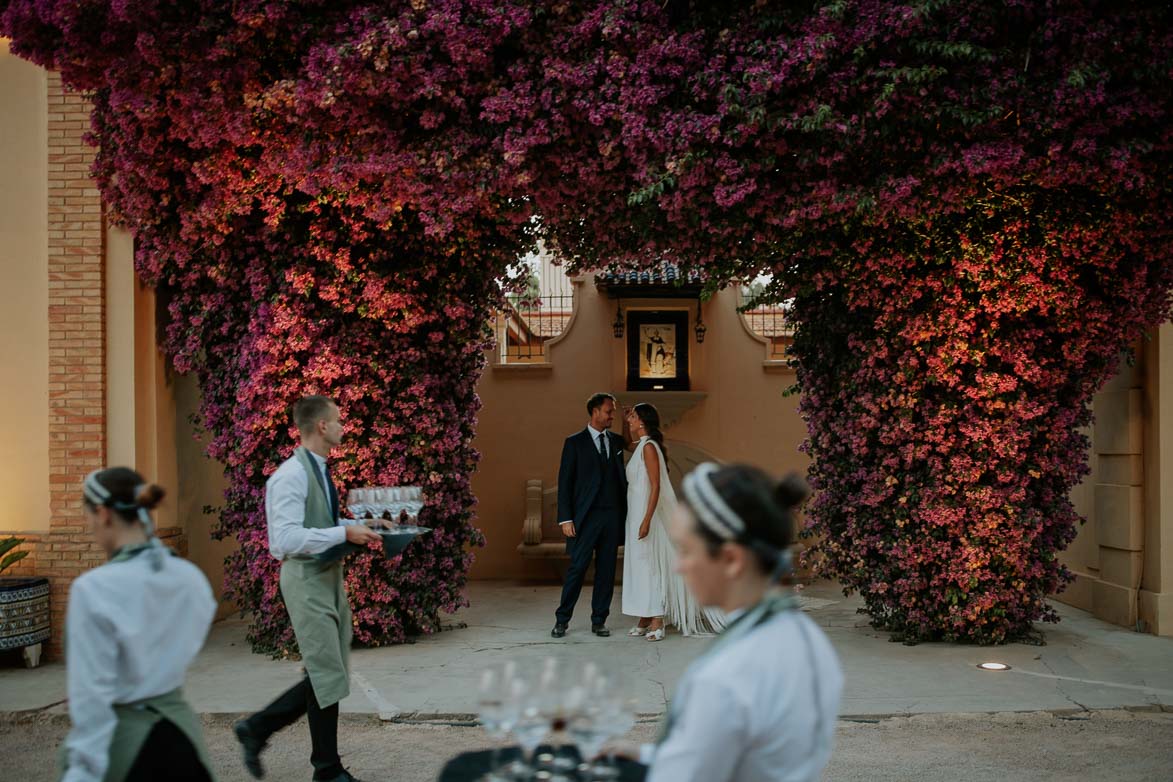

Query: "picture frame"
<box><xmin>626</xmin><ymin>310</ymin><xmax>689</xmax><ymax>391</ymax></box>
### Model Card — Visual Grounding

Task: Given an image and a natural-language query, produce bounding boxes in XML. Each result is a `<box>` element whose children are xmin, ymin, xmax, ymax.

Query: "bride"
<box><xmin>622</xmin><ymin>403</ymin><xmax>725</xmax><ymax>640</ymax></box>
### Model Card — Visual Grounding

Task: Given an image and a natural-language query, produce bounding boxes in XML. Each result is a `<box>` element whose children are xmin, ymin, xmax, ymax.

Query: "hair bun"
<box><xmin>135</xmin><ymin>483</ymin><xmax>167</xmax><ymax>511</ymax></box>
<box><xmin>774</xmin><ymin>473</ymin><xmax>810</xmax><ymax>507</ymax></box>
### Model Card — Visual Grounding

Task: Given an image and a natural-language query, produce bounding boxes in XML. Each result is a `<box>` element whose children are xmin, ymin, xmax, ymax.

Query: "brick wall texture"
<box><xmin>2</xmin><ymin>75</ymin><xmax>187</xmax><ymax>663</ymax></box>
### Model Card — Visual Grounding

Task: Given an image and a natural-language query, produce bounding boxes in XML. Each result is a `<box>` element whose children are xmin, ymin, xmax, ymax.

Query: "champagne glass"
<box><xmin>368</xmin><ymin>487</ymin><xmax>389</xmax><ymax>524</ymax></box>
<box><xmin>509</xmin><ymin>673</ymin><xmax>549</xmax><ymax>778</ymax></box>
<box><xmin>346</xmin><ymin>488</ymin><xmax>367</xmax><ymax>520</ymax></box>
<box><xmin>362</xmin><ymin>488</ymin><xmax>380</xmax><ymax>519</ymax></box>
<box><xmin>477</xmin><ymin>663</ymin><xmax>519</xmax><ymax>782</ymax></box>
<box><xmin>569</xmin><ymin>706</ymin><xmax>613</xmax><ymax>781</ymax></box>
<box><xmin>572</xmin><ymin>675</ymin><xmax>628</xmax><ymax>782</ymax></box>
<box><xmin>533</xmin><ymin>658</ymin><xmax>583</xmax><ymax>775</ymax></box>
<box><xmin>401</xmin><ymin>485</ymin><xmax>424</xmax><ymax>524</ymax></box>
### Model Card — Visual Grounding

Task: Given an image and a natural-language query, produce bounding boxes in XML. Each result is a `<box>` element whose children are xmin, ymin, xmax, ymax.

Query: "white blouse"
<box><xmin>62</xmin><ymin>551</ymin><xmax>216</xmax><ymax>782</ymax></box>
<box><xmin>265</xmin><ymin>450</ymin><xmax>362</xmax><ymax>560</ymax></box>
<box><xmin>645</xmin><ymin>609</ymin><xmax>844</xmax><ymax>782</ymax></box>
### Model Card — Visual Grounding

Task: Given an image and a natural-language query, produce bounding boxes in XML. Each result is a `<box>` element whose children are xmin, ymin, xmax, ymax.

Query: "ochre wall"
<box><xmin>469</xmin><ymin>279</ymin><xmax>805</xmax><ymax>580</ymax></box>
<box><xmin>0</xmin><ymin>41</ymin><xmax>50</xmax><ymax>533</ymax></box>
<box><xmin>173</xmin><ymin>372</ymin><xmax>236</xmax><ymax>618</ymax></box>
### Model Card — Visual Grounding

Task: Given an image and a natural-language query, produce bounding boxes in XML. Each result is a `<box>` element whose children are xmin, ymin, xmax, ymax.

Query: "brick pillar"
<box><xmin>41</xmin><ymin>72</ymin><xmax>107</xmax><ymax>659</ymax></box>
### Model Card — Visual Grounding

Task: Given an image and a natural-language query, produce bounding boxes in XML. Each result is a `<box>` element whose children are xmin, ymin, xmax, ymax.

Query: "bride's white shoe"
<box><xmin>628</xmin><ymin>626</ymin><xmax>649</xmax><ymax>636</ymax></box>
<box><xmin>646</xmin><ymin>627</ymin><xmax>666</xmax><ymax>642</ymax></box>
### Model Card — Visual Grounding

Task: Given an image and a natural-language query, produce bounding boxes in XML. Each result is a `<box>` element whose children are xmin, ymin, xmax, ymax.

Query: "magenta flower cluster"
<box><xmin>4</xmin><ymin>1</ymin><xmax>1170</xmax><ymax>645</ymax></box>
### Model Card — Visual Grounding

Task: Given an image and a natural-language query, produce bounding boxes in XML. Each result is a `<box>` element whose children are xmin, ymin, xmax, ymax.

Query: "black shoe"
<box><xmin>314</xmin><ymin>771</ymin><xmax>364</xmax><ymax>782</ymax></box>
<box><xmin>591</xmin><ymin>625</ymin><xmax>611</xmax><ymax>637</ymax></box>
<box><xmin>233</xmin><ymin>719</ymin><xmax>266</xmax><ymax>779</ymax></box>
<box><xmin>552</xmin><ymin>623</ymin><xmax>568</xmax><ymax>638</ymax></box>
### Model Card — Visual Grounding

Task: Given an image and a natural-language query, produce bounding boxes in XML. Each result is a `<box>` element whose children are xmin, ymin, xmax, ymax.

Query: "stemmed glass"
<box><xmin>346</xmin><ymin>489</ymin><xmax>367</xmax><ymax>521</ymax></box>
<box><xmin>400</xmin><ymin>486</ymin><xmax>424</xmax><ymax>524</ymax></box>
<box><xmin>534</xmin><ymin>657</ymin><xmax>583</xmax><ymax>776</ymax></box>
<box><xmin>368</xmin><ymin>487</ymin><xmax>390</xmax><ymax>523</ymax></box>
<box><xmin>598</xmin><ymin>681</ymin><xmax>639</xmax><ymax>780</ymax></box>
<box><xmin>477</xmin><ymin>663</ymin><xmax>520</xmax><ymax>782</ymax></box>
<box><xmin>508</xmin><ymin>673</ymin><xmax>549</xmax><ymax>779</ymax></box>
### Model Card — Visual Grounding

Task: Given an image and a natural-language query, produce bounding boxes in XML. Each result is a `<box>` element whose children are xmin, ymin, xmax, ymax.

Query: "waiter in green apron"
<box><xmin>233</xmin><ymin>395</ymin><xmax>381</xmax><ymax>782</ymax></box>
<box><xmin>60</xmin><ymin>467</ymin><xmax>217</xmax><ymax>782</ymax></box>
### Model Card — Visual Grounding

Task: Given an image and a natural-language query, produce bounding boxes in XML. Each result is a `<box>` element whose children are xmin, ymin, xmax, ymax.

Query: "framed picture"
<box><xmin>627</xmin><ymin>310</ymin><xmax>689</xmax><ymax>391</ymax></box>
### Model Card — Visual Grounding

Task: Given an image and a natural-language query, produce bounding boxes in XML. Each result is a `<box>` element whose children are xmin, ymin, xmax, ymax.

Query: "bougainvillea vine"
<box><xmin>4</xmin><ymin>0</ymin><xmax>1170</xmax><ymax>645</ymax></box>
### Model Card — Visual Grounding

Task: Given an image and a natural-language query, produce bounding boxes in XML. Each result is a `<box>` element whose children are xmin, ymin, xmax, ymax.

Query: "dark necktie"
<box><xmin>324</xmin><ymin>462</ymin><xmax>339</xmax><ymax>522</ymax></box>
<box><xmin>597</xmin><ymin>432</ymin><xmax>608</xmax><ymax>461</ymax></box>
<box><xmin>313</xmin><ymin>457</ymin><xmax>339</xmax><ymax>522</ymax></box>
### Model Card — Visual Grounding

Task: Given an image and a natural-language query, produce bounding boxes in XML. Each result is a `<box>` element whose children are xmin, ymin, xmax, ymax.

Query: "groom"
<box><xmin>552</xmin><ymin>392</ymin><xmax>628</xmax><ymax>638</ymax></box>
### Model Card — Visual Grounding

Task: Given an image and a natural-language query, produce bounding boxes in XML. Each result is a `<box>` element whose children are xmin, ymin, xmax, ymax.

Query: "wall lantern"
<box><xmin>612</xmin><ymin>299</ymin><xmax>625</xmax><ymax>339</ymax></box>
<box><xmin>695</xmin><ymin>303</ymin><xmax>707</xmax><ymax>343</ymax></box>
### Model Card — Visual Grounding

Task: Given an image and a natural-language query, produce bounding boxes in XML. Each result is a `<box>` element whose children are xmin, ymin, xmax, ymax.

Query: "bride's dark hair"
<box><xmin>633</xmin><ymin>403</ymin><xmax>668</xmax><ymax>469</ymax></box>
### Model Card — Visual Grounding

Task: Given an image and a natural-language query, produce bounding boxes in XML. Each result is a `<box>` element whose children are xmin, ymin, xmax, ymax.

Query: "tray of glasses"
<box><xmin>311</xmin><ymin>485</ymin><xmax>429</xmax><ymax>564</ymax></box>
<box><xmin>377</xmin><ymin>525</ymin><xmax>431</xmax><ymax>557</ymax></box>
<box><xmin>313</xmin><ymin>524</ymin><xmax>431</xmax><ymax>564</ymax></box>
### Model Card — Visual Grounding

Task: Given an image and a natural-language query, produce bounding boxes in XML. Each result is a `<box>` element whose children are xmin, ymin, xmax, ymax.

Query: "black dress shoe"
<box><xmin>552</xmin><ymin>623</ymin><xmax>568</xmax><ymax>638</ymax></box>
<box><xmin>315</xmin><ymin>771</ymin><xmax>365</xmax><ymax>782</ymax></box>
<box><xmin>314</xmin><ymin>770</ymin><xmax>365</xmax><ymax>782</ymax></box>
<box><xmin>233</xmin><ymin>719</ymin><xmax>266</xmax><ymax>779</ymax></box>
<box><xmin>591</xmin><ymin>625</ymin><xmax>611</xmax><ymax>637</ymax></box>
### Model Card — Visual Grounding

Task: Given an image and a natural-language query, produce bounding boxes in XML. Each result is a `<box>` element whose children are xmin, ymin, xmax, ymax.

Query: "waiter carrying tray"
<box><xmin>234</xmin><ymin>395</ymin><xmax>381</xmax><ymax>782</ymax></box>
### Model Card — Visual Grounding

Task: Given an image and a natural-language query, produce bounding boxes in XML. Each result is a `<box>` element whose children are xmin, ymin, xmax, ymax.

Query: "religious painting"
<box><xmin>626</xmin><ymin>310</ymin><xmax>689</xmax><ymax>391</ymax></box>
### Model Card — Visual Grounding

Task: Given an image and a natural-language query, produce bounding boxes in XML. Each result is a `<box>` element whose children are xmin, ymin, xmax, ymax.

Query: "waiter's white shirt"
<box><xmin>266</xmin><ymin>449</ymin><xmax>362</xmax><ymax>559</ymax></box>
<box><xmin>63</xmin><ymin>550</ymin><xmax>216</xmax><ymax>782</ymax></box>
<box><xmin>645</xmin><ymin>609</ymin><xmax>844</xmax><ymax>782</ymax></box>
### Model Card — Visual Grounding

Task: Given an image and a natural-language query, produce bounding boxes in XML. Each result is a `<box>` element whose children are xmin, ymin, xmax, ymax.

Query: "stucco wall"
<box><xmin>174</xmin><ymin>372</ymin><xmax>236</xmax><ymax>618</ymax></box>
<box><xmin>0</xmin><ymin>41</ymin><xmax>49</xmax><ymax>533</ymax></box>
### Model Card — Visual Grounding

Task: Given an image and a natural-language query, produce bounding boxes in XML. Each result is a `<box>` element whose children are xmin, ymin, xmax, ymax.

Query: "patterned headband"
<box><xmin>681</xmin><ymin>462</ymin><xmax>746</xmax><ymax>540</ymax></box>
<box><xmin>83</xmin><ymin>470</ymin><xmax>164</xmax><ymax>570</ymax></box>
<box><xmin>681</xmin><ymin>462</ymin><xmax>794</xmax><ymax>581</ymax></box>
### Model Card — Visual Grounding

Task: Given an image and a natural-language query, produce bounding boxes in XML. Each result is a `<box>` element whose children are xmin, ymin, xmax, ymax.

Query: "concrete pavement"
<box><xmin>3</xmin><ymin>581</ymin><xmax>1172</xmax><ymax>718</ymax></box>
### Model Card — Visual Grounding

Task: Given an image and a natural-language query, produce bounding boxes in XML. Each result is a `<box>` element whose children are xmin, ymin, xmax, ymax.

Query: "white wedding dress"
<box><xmin>622</xmin><ymin>437</ymin><xmax>725</xmax><ymax>635</ymax></box>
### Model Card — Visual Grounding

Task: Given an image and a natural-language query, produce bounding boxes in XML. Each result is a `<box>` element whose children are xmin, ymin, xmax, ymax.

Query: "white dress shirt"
<box><xmin>588</xmin><ymin>424</ymin><xmax>610</xmax><ymax>458</ymax></box>
<box><xmin>265</xmin><ymin>450</ymin><xmax>362</xmax><ymax>559</ymax></box>
<box><xmin>62</xmin><ymin>551</ymin><xmax>216</xmax><ymax>782</ymax></box>
<box><xmin>644</xmin><ymin>610</ymin><xmax>844</xmax><ymax>782</ymax></box>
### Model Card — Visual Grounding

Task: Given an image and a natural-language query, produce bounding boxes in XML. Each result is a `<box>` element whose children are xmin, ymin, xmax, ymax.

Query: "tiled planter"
<box><xmin>0</xmin><ymin>577</ymin><xmax>51</xmax><ymax>667</ymax></box>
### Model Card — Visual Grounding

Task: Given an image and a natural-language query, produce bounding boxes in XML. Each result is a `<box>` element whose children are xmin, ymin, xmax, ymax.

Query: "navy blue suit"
<box><xmin>555</xmin><ymin>428</ymin><xmax>627</xmax><ymax>627</ymax></box>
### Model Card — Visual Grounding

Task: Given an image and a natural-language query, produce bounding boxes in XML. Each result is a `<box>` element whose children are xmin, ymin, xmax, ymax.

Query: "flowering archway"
<box><xmin>4</xmin><ymin>1</ymin><xmax>1169</xmax><ymax>647</ymax></box>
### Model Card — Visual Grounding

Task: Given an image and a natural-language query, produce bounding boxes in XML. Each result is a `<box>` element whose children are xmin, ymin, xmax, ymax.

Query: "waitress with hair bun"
<box><xmin>60</xmin><ymin>467</ymin><xmax>217</xmax><ymax>782</ymax></box>
<box><xmin>640</xmin><ymin>463</ymin><xmax>843</xmax><ymax>782</ymax></box>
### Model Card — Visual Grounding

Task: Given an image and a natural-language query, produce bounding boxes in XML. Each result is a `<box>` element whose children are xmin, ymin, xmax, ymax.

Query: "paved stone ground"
<box><xmin>3</xmin><ymin>709</ymin><xmax>1171</xmax><ymax>781</ymax></box>
<box><xmin>5</xmin><ymin>582</ymin><xmax>1172</xmax><ymax>718</ymax></box>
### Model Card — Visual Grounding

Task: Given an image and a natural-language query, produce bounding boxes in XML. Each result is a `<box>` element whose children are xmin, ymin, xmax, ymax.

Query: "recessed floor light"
<box><xmin>978</xmin><ymin>662</ymin><xmax>1011</xmax><ymax>672</ymax></box>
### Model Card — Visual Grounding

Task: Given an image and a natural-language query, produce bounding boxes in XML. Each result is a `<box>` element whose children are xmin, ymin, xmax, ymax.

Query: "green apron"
<box><xmin>280</xmin><ymin>447</ymin><xmax>352</xmax><ymax>708</ymax></box>
<box><xmin>58</xmin><ymin>545</ymin><xmax>216</xmax><ymax>781</ymax></box>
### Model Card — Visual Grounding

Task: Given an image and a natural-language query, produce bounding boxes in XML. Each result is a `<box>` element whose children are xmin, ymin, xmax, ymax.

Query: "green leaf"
<box><xmin>0</xmin><ymin>537</ymin><xmax>24</xmax><ymax>559</ymax></box>
<box><xmin>0</xmin><ymin>549</ymin><xmax>29</xmax><ymax>575</ymax></box>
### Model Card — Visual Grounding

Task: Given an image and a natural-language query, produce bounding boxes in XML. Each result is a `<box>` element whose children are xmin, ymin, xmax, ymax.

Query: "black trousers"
<box><xmin>125</xmin><ymin>718</ymin><xmax>211</xmax><ymax>782</ymax></box>
<box><xmin>243</xmin><ymin>676</ymin><xmax>343</xmax><ymax>780</ymax></box>
<box><xmin>556</xmin><ymin>505</ymin><xmax>621</xmax><ymax>626</ymax></box>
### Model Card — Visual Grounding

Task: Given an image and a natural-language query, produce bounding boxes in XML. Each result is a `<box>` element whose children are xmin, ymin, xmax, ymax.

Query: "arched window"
<box><xmin>739</xmin><ymin>275</ymin><xmax>793</xmax><ymax>362</ymax></box>
<box><xmin>495</xmin><ymin>241</ymin><xmax>577</xmax><ymax>364</ymax></box>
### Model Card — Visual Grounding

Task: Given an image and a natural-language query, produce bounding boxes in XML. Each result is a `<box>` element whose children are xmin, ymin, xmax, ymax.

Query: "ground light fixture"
<box><xmin>977</xmin><ymin>662</ymin><xmax>1011</xmax><ymax>672</ymax></box>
